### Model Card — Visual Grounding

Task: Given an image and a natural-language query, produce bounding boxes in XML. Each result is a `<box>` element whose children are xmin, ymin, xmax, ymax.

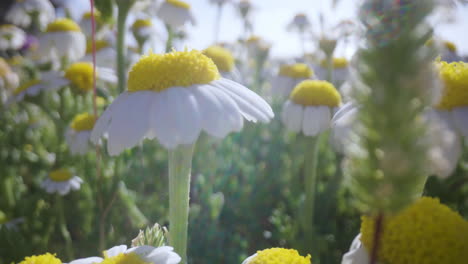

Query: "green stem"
<box><xmin>116</xmin><ymin>1</ymin><xmax>132</xmax><ymax>93</ymax></box>
<box><xmin>165</xmin><ymin>25</ymin><xmax>174</xmax><ymax>53</ymax></box>
<box><xmin>326</xmin><ymin>55</ymin><xmax>334</xmax><ymax>84</ymax></box>
<box><xmin>168</xmin><ymin>144</ymin><xmax>195</xmax><ymax>264</ymax></box>
<box><xmin>56</xmin><ymin>195</ymin><xmax>74</xmax><ymax>260</ymax></box>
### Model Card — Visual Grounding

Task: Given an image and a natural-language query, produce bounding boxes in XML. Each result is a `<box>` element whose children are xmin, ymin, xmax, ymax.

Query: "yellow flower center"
<box><xmin>436</xmin><ymin>61</ymin><xmax>468</xmax><ymax>110</ymax></box>
<box><xmin>64</xmin><ymin>62</ymin><xmax>96</xmax><ymax>92</ymax></box>
<box><xmin>49</xmin><ymin>169</ymin><xmax>73</xmax><ymax>182</ymax></box>
<box><xmin>444</xmin><ymin>41</ymin><xmax>457</xmax><ymax>52</ymax></box>
<box><xmin>46</xmin><ymin>18</ymin><xmax>81</xmax><ymax>33</ymax></box>
<box><xmin>128</xmin><ymin>50</ymin><xmax>220</xmax><ymax>92</ymax></box>
<box><xmin>361</xmin><ymin>197</ymin><xmax>468</xmax><ymax>264</ymax></box>
<box><xmin>71</xmin><ymin>113</ymin><xmax>96</xmax><ymax>131</ymax></box>
<box><xmin>249</xmin><ymin>248</ymin><xmax>311</xmax><ymax>264</ymax></box>
<box><xmin>19</xmin><ymin>253</ymin><xmax>62</xmax><ymax>264</ymax></box>
<box><xmin>13</xmin><ymin>79</ymin><xmax>41</xmax><ymax>95</ymax></box>
<box><xmin>132</xmin><ymin>19</ymin><xmax>153</xmax><ymax>30</ymax></box>
<box><xmin>278</xmin><ymin>63</ymin><xmax>313</xmax><ymax>79</ymax></box>
<box><xmin>247</xmin><ymin>36</ymin><xmax>260</xmax><ymax>44</ymax></box>
<box><xmin>82</xmin><ymin>10</ymin><xmax>101</xmax><ymax>20</ymax></box>
<box><xmin>203</xmin><ymin>45</ymin><xmax>235</xmax><ymax>72</ymax></box>
<box><xmin>290</xmin><ymin>80</ymin><xmax>341</xmax><ymax>107</ymax></box>
<box><xmin>100</xmin><ymin>253</ymin><xmax>151</xmax><ymax>264</ymax></box>
<box><xmin>166</xmin><ymin>0</ymin><xmax>190</xmax><ymax>9</ymax></box>
<box><xmin>86</xmin><ymin>39</ymin><xmax>110</xmax><ymax>54</ymax></box>
<box><xmin>320</xmin><ymin>57</ymin><xmax>349</xmax><ymax>69</ymax></box>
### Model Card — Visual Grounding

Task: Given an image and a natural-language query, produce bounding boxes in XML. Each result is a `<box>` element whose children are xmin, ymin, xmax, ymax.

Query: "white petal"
<box><xmin>105</xmin><ymin>245</ymin><xmax>128</xmax><ymax>257</ymax></box>
<box><xmin>341</xmin><ymin>235</ymin><xmax>370</xmax><ymax>264</ymax></box>
<box><xmin>316</xmin><ymin>106</ymin><xmax>332</xmax><ymax>134</ymax></box>
<box><xmin>282</xmin><ymin>100</ymin><xmax>303</xmax><ymax>133</ymax></box>
<box><xmin>91</xmin><ymin>93</ymin><xmax>131</xmax><ymax>143</ymax></box>
<box><xmin>242</xmin><ymin>253</ymin><xmax>257</xmax><ymax>264</ymax></box>
<box><xmin>148</xmin><ymin>91</ymin><xmax>179</xmax><ymax>149</ymax></box>
<box><xmin>106</xmin><ymin>92</ymin><xmax>153</xmax><ymax>155</ymax></box>
<box><xmin>452</xmin><ymin>106</ymin><xmax>468</xmax><ymax>138</ymax></box>
<box><xmin>58</xmin><ymin>182</ymin><xmax>71</xmax><ymax>195</ymax></box>
<box><xmin>68</xmin><ymin>257</ymin><xmax>103</xmax><ymax>264</ymax></box>
<box><xmin>302</xmin><ymin>107</ymin><xmax>321</xmax><ymax>136</ymax></box>
<box><xmin>144</xmin><ymin>246</ymin><xmax>181</xmax><ymax>264</ymax></box>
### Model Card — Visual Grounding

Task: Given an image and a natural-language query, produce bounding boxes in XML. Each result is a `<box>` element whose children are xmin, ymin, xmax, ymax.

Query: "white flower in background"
<box><xmin>202</xmin><ymin>45</ymin><xmax>241</xmax><ymax>82</ymax></box>
<box><xmin>0</xmin><ymin>25</ymin><xmax>26</xmax><ymax>51</ymax></box>
<box><xmin>79</xmin><ymin>10</ymin><xmax>102</xmax><ymax>37</ymax></box>
<box><xmin>330</xmin><ymin>102</ymin><xmax>357</xmax><ymax>153</ymax></box>
<box><xmin>287</xmin><ymin>13</ymin><xmax>311</xmax><ymax>32</ymax></box>
<box><xmin>245</xmin><ymin>36</ymin><xmax>270</xmax><ymax>57</ymax></box>
<box><xmin>5</xmin><ymin>0</ymin><xmax>55</xmax><ymax>30</ymax></box>
<box><xmin>315</xmin><ymin>57</ymin><xmax>350</xmax><ymax>87</ymax></box>
<box><xmin>131</xmin><ymin>19</ymin><xmax>161</xmax><ymax>51</ymax></box>
<box><xmin>68</xmin><ymin>245</ymin><xmax>181</xmax><ymax>264</ymax></box>
<box><xmin>66</xmin><ymin>113</ymin><xmax>97</xmax><ymax>155</ymax></box>
<box><xmin>157</xmin><ymin>0</ymin><xmax>196</xmax><ymax>28</ymax></box>
<box><xmin>237</xmin><ymin>0</ymin><xmax>253</xmax><ymax>19</ymax></box>
<box><xmin>271</xmin><ymin>63</ymin><xmax>314</xmax><ymax>98</ymax></box>
<box><xmin>341</xmin><ymin>234</ymin><xmax>371</xmax><ymax>264</ymax></box>
<box><xmin>282</xmin><ymin>80</ymin><xmax>341</xmax><ymax>136</ymax></box>
<box><xmin>91</xmin><ymin>49</ymin><xmax>273</xmax><ymax>155</ymax></box>
<box><xmin>8</xmin><ymin>72</ymin><xmax>67</xmax><ymax>103</ymax></box>
<box><xmin>34</xmin><ymin>18</ymin><xmax>86</xmax><ymax>63</ymax></box>
<box><xmin>242</xmin><ymin>247</ymin><xmax>311</xmax><ymax>264</ymax></box>
<box><xmin>82</xmin><ymin>39</ymin><xmax>116</xmax><ymax>68</ymax></box>
<box><xmin>0</xmin><ymin>58</ymin><xmax>19</xmax><ymax>102</ymax></box>
<box><xmin>40</xmin><ymin>168</ymin><xmax>83</xmax><ymax>195</ymax></box>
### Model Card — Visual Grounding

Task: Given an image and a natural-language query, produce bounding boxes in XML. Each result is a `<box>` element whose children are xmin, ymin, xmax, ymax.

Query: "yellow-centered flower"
<box><xmin>203</xmin><ymin>46</ymin><xmax>235</xmax><ymax>72</ymax></box>
<box><xmin>279</xmin><ymin>64</ymin><xmax>313</xmax><ymax>79</ymax></box>
<box><xmin>64</xmin><ymin>62</ymin><xmax>95</xmax><ymax>92</ymax></box>
<box><xmin>46</xmin><ymin>18</ymin><xmax>81</xmax><ymax>32</ymax></box>
<box><xmin>244</xmin><ymin>248</ymin><xmax>311</xmax><ymax>264</ymax></box>
<box><xmin>19</xmin><ymin>253</ymin><xmax>62</xmax><ymax>264</ymax></box>
<box><xmin>71</xmin><ymin>113</ymin><xmax>96</xmax><ymax>131</ymax></box>
<box><xmin>290</xmin><ymin>80</ymin><xmax>341</xmax><ymax>107</ymax></box>
<box><xmin>436</xmin><ymin>61</ymin><xmax>468</xmax><ymax>110</ymax></box>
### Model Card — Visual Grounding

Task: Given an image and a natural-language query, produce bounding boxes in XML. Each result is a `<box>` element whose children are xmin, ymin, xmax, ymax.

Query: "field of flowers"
<box><xmin>0</xmin><ymin>0</ymin><xmax>467</xmax><ymax>264</ymax></box>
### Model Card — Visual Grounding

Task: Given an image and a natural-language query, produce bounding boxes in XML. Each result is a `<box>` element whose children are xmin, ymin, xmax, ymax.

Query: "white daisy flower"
<box><xmin>79</xmin><ymin>10</ymin><xmax>102</xmax><ymax>37</ymax></box>
<box><xmin>8</xmin><ymin>72</ymin><xmax>67</xmax><ymax>103</ymax></box>
<box><xmin>5</xmin><ymin>0</ymin><xmax>55</xmax><ymax>30</ymax></box>
<box><xmin>202</xmin><ymin>45</ymin><xmax>241</xmax><ymax>82</ymax></box>
<box><xmin>0</xmin><ymin>58</ymin><xmax>19</xmax><ymax>102</ymax></box>
<box><xmin>131</xmin><ymin>19</ymin><xmax>161</xmax><ymax>51</ymax></box>
<box><xmin>157</xmin><ymin>0</ymin><xmax>196</xmax><ymax>28</ymax></box>
<box><xmin>242</xmin><ymin>247</ymin><xmax>311</xmax><ymax>264</ymax></box>
<box><xmin>0</xmin><ymin>24</ymin><xmax>26</xmax><ymax>51</ymax></box>
<box><xmin>314</xmin><ymin>57</ymin><xmax>350</xmax><ymax>87</ymax></box>
<box><xmin>282</xmin><ymin>80</ymin><xmax>341</xmax><ymax>136</ymax></box>
<box><xmin>34</xmin><ymin>18</ymin><xmax>86</xmax><ymax>63</ymax></box>
<box><xmin>82</xmin><ymin>39</ymin><xmax>116</xmax><ymax>68</ymax></box>
<box><xmin>287</xmin><ymin>13</ymin><xmax>311</xmax><ymax>32</ymax></box>
<box><xmin>271</xmin><ymin>63</ymin><xmax>314</xmax><ymax>98</ymax></box>
<box><xmin>245</xmin><ymin>36</ymin><xmax>270</xmax><ymax>58</ymax></box>
<box><xmin>68</xmin><ymin>245</ymin><xmax>181</xmax><ymax>264</ymax></box>
<box><xmin>91</xmin><ymin>49</ymin><xmax>274</xmax><ymax>155</ymax></box>
<box><xmin>40</xmin><ymin>168</ymin><xmax>83</xmax><ymax>196</ymax></box>
<box><xmin>341</xmin><ymin>234</ymin><xmax>371</xmax><ymax>264</ymax></box>
<box><xmin>65</xmin><ymin>113</ymin><xmax>97</xmax><ymax>155</ymax></box>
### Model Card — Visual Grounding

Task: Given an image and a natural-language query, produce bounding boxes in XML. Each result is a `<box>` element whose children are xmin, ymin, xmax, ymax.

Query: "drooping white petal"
<box><xmin>302</xmin><ymin>106</ymin><xmax>321</xmax><ymax>136</ymax></box>
<box><xmin>281</xmin><ymin>100</ymin><xmax>304</xmax><ymax>133</ymax></box>
<box><xmin>452</xmin><ymin>106</ymin><xmax>468</xmax><ymax>138</ymax></box>
<box><xmin>97</xmin><ymin>67</ymin><xmax>118</xmax><ymax>84</ymax></box>
<box><xmin>68</xmin><ymin>257</ymin><xmax>103</xmax><ymax>264</ymax></box>
<box><xmin>315</xmin><ymin>106</ymin><xmax>332</xmax><ymax>134</ymax></box>
<box><xmin>105</xmin><ymin>245</ymin><xmax>128</xmax><ymax>257</ymax></box>
<box><xmin>341</xmin><ymin>234</ymin><xmax>370</xmax><ymax>264</ymax></box>
<box><xmin>242</xmin><ymin>253</ymin><xmax>257</xmax><ymax>264</ymax></box>
<box><xmin>145</xmin><ymin>246</ymin><xmax>181</xmax><ymax>264</ymax></box>
<box><xmin>149</xmin><ymin>91</ymin><xmax>180</xmax><ymax>149</ymax></box>
<box><xmin>107</xmin><ymin>91</ymin><xmax>153</xmax><ymax>155</ymax></box>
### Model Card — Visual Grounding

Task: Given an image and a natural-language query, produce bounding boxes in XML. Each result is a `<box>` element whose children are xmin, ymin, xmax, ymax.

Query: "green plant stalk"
<box><xmin>116</xmin><ymin>1</ymin><xmax>132</xmax><ymax>93</ymax></box>
<box><xmin>165</xmin><ymin>24</ymin><xmax>174</xmax><ymax>53</ymax></box>
<box><xmin>56</xmin><ymin>194</ymin><xmax>74</xmax><ymax>260</ymax></box>
<box><xmin>168</xmin><ymin>144</ymin><xmax>195</xmax><ymax>264</ymax></box>
<box><xmin>326</xmin><ymin>54</ymin><xmax>333</xmax><ymax>84</ymax></box>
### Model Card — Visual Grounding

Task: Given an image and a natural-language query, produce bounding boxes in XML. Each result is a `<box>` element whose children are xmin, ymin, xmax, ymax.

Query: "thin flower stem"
<box><xmin>165</xmin><ymin>24</ymin><xmax>174</xmax><ymax>53</ymax></box>
<box><xmin>168</xmin><ymin>144</ymin><xmax>195</xmax><ymax>264</ymax></box>
<box><xmin>326</xmin><ymin>55</ymin><xmax>333</xmax><ymax>84</ymax></box>
<box><xmin>370</xmin><ymin>213</ymin><xmax>384</xmax><ymax>264</ymax></box>
<box><xmin>116</xmin><ymin>1</ymin><xmax>132</xmax><ymax>93</ymax></box>
<box><xmin>56</xmin><ymin>194</ymin><xmax>74</xmax><ymax>260</ymax></box>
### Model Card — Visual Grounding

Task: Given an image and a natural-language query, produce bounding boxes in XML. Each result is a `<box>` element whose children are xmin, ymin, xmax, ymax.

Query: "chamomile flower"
<box><xmin>80</xmin><ymin>10</ymin><xmax>102</xmax><ymax>37</ymax></box>
<box><xmin>282</xmin><ymin>80</ymin><xmax>341</xmax><ymax>136</ymax></box>
<box><xmin>0</xmin><ymin>58</ymin><xmax>19</xmax><ymax>102</ymax></box>
<box><xmin>41</xmin><ymin>168</ymin><xmax>83</xmax><ymax>195</ymax></box>
<box><xmin>5</xmin><ymin>0</ymin><xmax>55</xmax><ymax>30</ymax></box>
<box><xmin>359</xmin><ymin>197</ymin><xmax>468</xmax><ymax>264</ymax></box>
<box><xmin>287</xmin><ymin>13</ymin><xmax>311</xmax><ymax>32</ymax></box>
<box><xmin>9</xmin><ymin>72</ymin><xmax>67</xmax><ymax>103</ymax></box>
<box><xmin>18</xmin><ymin>253</ymin><xmax>62</xmax><ymax>264</ymax></box>
<box><xmin>341</xmin><ymin>234</ymin><xmax>370</xmax><ymax>264</ymax></box>
<box><xmin>0</xmin><ymin>24</ymin><xmax>26</xmax><ymax>51</ymax></box>
<box><xmin>82</xmin><ymin>39</ymin><xmax>116</xmax><ymax>68</ymax></box>
<box><xmin>203</xmin><ymin>45</ymin><xmax>241</xmax><ymax>81</ymax></box>
<box><xmin>132</xmin><ymin>19</ymin><xmax>159</xmax><ymax>50</ymax></box>
<box><xmin>66</xmin><ymin>113</ymin><xmax>97</xmax><ymax>155</ymax></box>
<box><xmin>242</xmin><ymin>248</ymin><xmax>311</xmax><ymax>264</ymax></box>
<box><xmin>157</xmin><ymin>0</ymin><xmax>196</xmax><ymax>28</ymax></box>
<box><xmin>315</xmin><ymin>57</ymin><xmax>350</xmax><ymax>86</ymax></box>
<box><xmin>35</xmin><ymin>18</ymin><xmax>86</xmax><ymax>63</ymax></box>
<box><xmin>68</xmin><ymin>245</ymin><xmax>181</xmax><ymax>264</ymax></box>
<box><xmin>91</xmin><ymin>49</ymin><xmax>273</xmax><ymax>154</ymax></box>
<box><xmin>271</xmin><ymin>63</ymin><xmax>314</xmax><ymax>98</ymax></box>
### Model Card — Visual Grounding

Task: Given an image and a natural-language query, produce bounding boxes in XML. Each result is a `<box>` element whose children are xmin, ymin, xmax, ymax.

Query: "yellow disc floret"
<box><xmin>86</xmin><ymin>39</ymin><xmax>110</xmax><ymax>54</ymax></box>
<box><xmin>19</xmin><ymin>253</ymin><xmax>62</xmax><ymax>264</ymax></box>
<box><xmin>203</xmin><ymin>46</ymin><xmax>235</xmax><ymax>72</ymax></box>
<box><xmin>248</xmin><ymin>248</ymin><xmax>311</xmax><ymax>264</ymax></box>
<box><xmin>13</xmin><ymin>79</ymin><xmax>40</xmax><ymax>95</ymax></box>
<box><xmin>166</xmin><ymin>0</ymin><xmax>190</xmax><ymax>9</ymax></box>
<box><xmin>436</xmin><ymin>61</ymin><xmax>468</xmax><ymax>110</ymax></box>
<box><xmin>132</xmin><ymin>19</ymin><xmax>153</xmax><ymax>30</ymax></box>
<box><xmin>82</xmin><ymin>10</ymin><xmax>101</xmax><ymax>20</ymax></box>
<box><xmin>49</xmin><ymin>169</ymin><xmax>73</xmax><ymax>182</ymax></box>
<box><xmin>64</xmin><ymin>62</ymin><xmax>95</xmax><ymax>92</ymax></box>
<box><xmin>101</xmin><ymin>253</ymin><xmax>151</xmax><ymax>264</ymax></box>
<box><xmin>444</xmin><ymin>41</ymin><xmax>457</xmax><ymax>52</ymax></box>
<box><xmin>290</xmin><ymin>80</ymin><xmax>341</xmax><ymax>107</ymax></box>
<box><xmin>279</xmin><ymin>63</ymin><xmax>313</xmax><ymax>79</ymax></box>
<box><xmin>71</xmin><ymin>113</ymin><xmax>96</xmax><ymax>131</ymax></box>
<box><xmin>361</xmin><ymin>197</ymin><xmax>468</xmax><ymax>264</ymax></box>
<box><xmin>320</xmin><ymin>57</ymin><xmax>349</xmax><ymax>69</ymax></box>
<box><xmin>128</xmin><ymin>50</ymin><xmax>220</xmax><ymax>92</ymax></box>
<box><xmin>46</xmin><ymin>18</ymin><xmax>81</xmax><ymax>33</ymax></box>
